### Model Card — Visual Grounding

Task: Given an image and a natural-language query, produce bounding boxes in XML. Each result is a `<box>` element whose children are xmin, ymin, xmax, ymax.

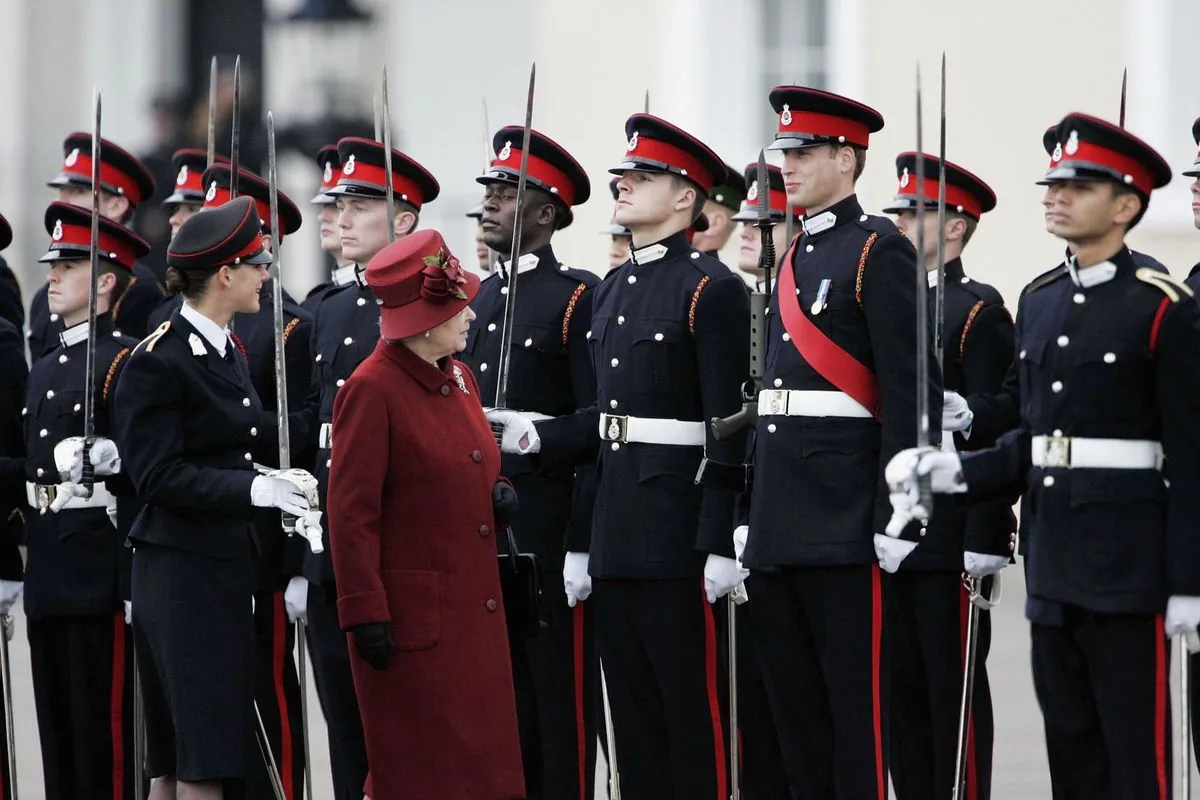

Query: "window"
<box><xmin>759</xmin><ymin>0</ymin><xmax>830</xmax><ymax>144</ymax></box>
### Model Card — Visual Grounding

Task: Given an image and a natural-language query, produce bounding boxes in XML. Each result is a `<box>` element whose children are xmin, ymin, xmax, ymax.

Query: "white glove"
<box><xmin>47</xmin><ymin>482</ymin><xmax>91</xmax><ymax>514</ymax></box>
<box><xmin>123</xmin><ymin>600</ymin><xmax>132</xmax><ymax>625</ymax></box>
<box><xmin>704</xmin><ymin>554</ymin><xmax>748</xmax><ymax>604</ymax></box>
<box><xmin>563</xmin><ymin>551</ymin><xmax>592</xmax><ymax>608</ymax></box>
<box><xmin>294</xmin><ymin>510</ymin><xmax>325</xmax><ymax>555</ymax></box>
<box><xmin>874</xmin><ymin>534</ymin><xmax>918</xmax><ymax>574</ymax></box>
<box><xmin>942</xmin><ymin>391</ymin><xmax>974</xmax><ymax>437</ymax></box>
<box><xmin>54</xmin><ymin>436</ymin><xmax>121</xmax><ymax>483</ymax></box>
<box><xmin>964</xmin><ymin>551</ymin><xmax>1008</xmax><ymax>577</ymax></box>
<box><xmin>1165</xmin><ymin>596</ymin><xmax>1200</xmax><ymax>638</ymax></box>
<box><xmin>251</xmin><ymin>474</ymin><xmax>311</xmax><ymax>516</ymax></box>
<box><xmin>0</xmin><ymin>582</ymin><xmax>21</xmax><ymax>616</ymax></box>
<box><xmin>733</xmin><ymin>525</ymin><xmax>749</xmax><ymax>564</ymax></box>
<box><xmin>284</xmin><ymin>576</ymin><xmax>309</xmax><ymax>623</ymax></box>
<box><xmin>484</xmin><ymin>408</ymin><xmax>541</xmax><ymax>455</ymax></box>
<box><xmin>106</xmin><ymin>496</ymin><xmax>118</xmax><ymax>529</ymax></box>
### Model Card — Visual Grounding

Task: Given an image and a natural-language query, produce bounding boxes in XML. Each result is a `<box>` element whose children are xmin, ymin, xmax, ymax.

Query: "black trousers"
<box><xmin>306</xmin><ymin>580</ymin><xmax>368</xmax><ymax>800</ymax></box>
<box><xmin>888</xmin><ymin>571</ymin><xmax>993</xmax><ymax>800</ymax></box>
<box><xmin>1031</xmin><ymin>606</ymin><xmax>1170</xmax><ymax>800</ymax></box>
<box><xmin>244</xmin><ymin>588</ymin><xmax>306</xmax><ymax>799</ymax></box>
<box><xmin>728</xmin><ymin>599</ymin><xmax>790</xmax><ymax>800</ymax></box>
<box><xmin>510</xmin><ymin>571</ymin><xmax>598</xmax><ymax>800</ymax></box>
<box><xmin>747</xmin><ymin>564</ymin><xmax>887</xmax><ymax>800</ymax></box>
<box><xmin>592</xmin><ymin>578</ymin><xmax>728</xmax><ymax>800</ymax></box>
<box><xmin>28</xmin><ymin>613</ymin><xmax>134</xmax><ymax>799</ymax></box>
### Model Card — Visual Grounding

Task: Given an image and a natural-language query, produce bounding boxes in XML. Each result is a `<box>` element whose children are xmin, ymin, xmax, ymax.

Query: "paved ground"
<box><xmin>1</xmin><ymin>567</ymin><xmax>1193</xmax><ymax>797</ymax></box>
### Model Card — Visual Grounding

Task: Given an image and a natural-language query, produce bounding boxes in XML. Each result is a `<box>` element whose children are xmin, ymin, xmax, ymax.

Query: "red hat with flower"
<box><xmin>366</xmin><ymin>229</ymin><xmax>481</xmax><ymax>341</ymax></box>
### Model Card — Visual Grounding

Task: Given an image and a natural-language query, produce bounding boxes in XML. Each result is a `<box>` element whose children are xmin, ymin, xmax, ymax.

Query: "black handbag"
<box><xmin>497</xmin><ymin>525</ymin><xmax>545</xmax><ymax>639</ymax></box>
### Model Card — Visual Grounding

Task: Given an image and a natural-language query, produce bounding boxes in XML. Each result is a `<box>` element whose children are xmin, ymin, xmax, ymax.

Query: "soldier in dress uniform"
<box><xmin>0</xmin><ymin>270</ymin><xmax>22</xmax><ymax>800</ymax></box>
<box><xmin>29</xmin><ymin>132</ymin><xmax>162</xmax><ymax>359</ymax></box>
<box><xmin>731</xmin><ymin>160</ymin><xmax>803</xmax><ymax>286</ymax></box>
<box><xmin>462</xmin><ymin>125</ymin><xmax>599</xmax><ymax>800</ymax></box>
<box><xmin>888</xmin><ymin>112</ymin><xmax>1200</xmax><ymax>799</ymax></box>
<box><xmin>8</xmin><ymin>201</ymin><xmax>150</xmax><ymax>798</ymax></box>
<box><xmin>301</xmin><ymin>135</ymin><xmax>440</xmax><ymax>800</ymax></box>
<box><xmin>493</xmin><ymin>113</ymin><xmax>751</xmax><ymax>799</ymax></box>
<box><xmin>302</xmin><ymin>145</ymin><xmax>353</xmax><ymax>313</ymax></box>
<box><xmin>881</xmin><ymin>153</ymin><xmax>1015</xmax><ymax>800</ymax></box>
<box><xmin>114</xmin><ymin>196</ymin><xmax>320</xmax><ymax>798</ymax></box>
<box><xmin>600</xmin><ymin>178</ymin><xmax>633</xmax><ymax>271</ymax></box>
<box><xmin>0</xmin><ymin>215</ymin><xmax>21</xmax><ymax>331</ymax></box>
<box><xmin>466</xmin><ymin>203</ymin><xmax>495</xmax><ymax>274</ymax></box>
<box><xmin>739</xmin><ymin>87</ymin><xmax>939</xmax><ymax>799</ymax></box>
<box><xmin>162</xmin><ymin>149</ymin><xmax>218</xmax><ymax>239</ymax></box>
<box><xmin>690</xmin><ymin>164</ymin><xmax>745</xmax><ymax>261</ymax></box>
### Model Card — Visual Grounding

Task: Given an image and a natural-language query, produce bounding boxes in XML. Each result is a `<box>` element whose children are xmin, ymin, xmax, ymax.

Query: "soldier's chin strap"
<box><xmin>963</xmin><ymin>571</ymin><xmax>1002</xmax><ymax>611</ymax></box>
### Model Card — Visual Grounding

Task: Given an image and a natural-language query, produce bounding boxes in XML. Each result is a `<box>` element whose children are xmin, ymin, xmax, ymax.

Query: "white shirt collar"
<box><xmin>803</xmin><ymin>209</ymin><xmax>837</xmax><ymax>235</ymax></box>
<box><xmin>59</xmin><ymin>321</ymin><xmax>89</xmax><ymax>348</ymax></box>
<box><xmin>631</xmin><ymin>243</ymin><xmax>668</xmax><ymax>265</ymax></box>
<box><xmin>332</xmin><ymin>264</ymin><xmax>365</xmax><ymax>287</ymax></box>
<box><xmin>1067</xmin><ymin>256</ymin><xmax>1118</xmax><ymax>288</ymax></box>
<box><xmin>180</xmin><ymin>302</ymin><xmax>230</xmax><ymax>356</ymax></box>
<box><xmin>499</xmin><ymin>252</ymin><xmax>540</xmax><ymax>277</ymax></box>
<box><xmin>926</xmin><ymin>269</ymin><xmax>939</xmax><ymax>289</ymax></box>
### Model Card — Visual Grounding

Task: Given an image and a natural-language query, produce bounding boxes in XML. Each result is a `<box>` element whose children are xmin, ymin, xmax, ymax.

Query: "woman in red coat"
<box><xmin>328</xmin><ymin>229</ymin><xmax>525</xmax><ymax>800</ymax></box>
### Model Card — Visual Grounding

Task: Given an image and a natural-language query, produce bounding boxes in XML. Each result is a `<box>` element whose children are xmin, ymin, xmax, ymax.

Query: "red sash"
<box><xmin>776</xmin><ymin>239</ymin><xmax>880</xmax><ymax>417</ymax></box>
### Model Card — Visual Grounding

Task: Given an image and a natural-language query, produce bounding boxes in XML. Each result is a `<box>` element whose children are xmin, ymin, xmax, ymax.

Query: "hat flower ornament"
<box><xmin>420</xmin><ymin>248</ymin><xmax>468</xmax><ymax>302</ymax></box>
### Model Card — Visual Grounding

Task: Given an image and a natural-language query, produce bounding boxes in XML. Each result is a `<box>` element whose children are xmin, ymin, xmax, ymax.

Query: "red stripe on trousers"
<box><xmin>111</xmin><ymin>613</ymin><xmax>126</xmax><ymax>800</ymax></box>
<box><xmin>273</xmin><ymin>594</ymin><xmax>295</xmax><ymax>798</ymax></box>
<box><xmin>871</xmin><ymin>566</ymin><xmax>884</xmax><ymax>800</ymax></box>
<box><xmin>573</xmin><ymin>603</ymin><xmax>586</xmax><ymax>800</ymax></box>
<box><xmin>700</xmin><ymin>584</ymin><xmax>728</xmax><ymax>800</ymax></box>
<box><xmin>1154</xmin><ymin>613</ymin><xmax>1167</xmax><ymax>800</ymax></box>
<box><xmin>958</xmin><ymin>586</ymin><xmax>978</xmax><ymax>800</ymax></box>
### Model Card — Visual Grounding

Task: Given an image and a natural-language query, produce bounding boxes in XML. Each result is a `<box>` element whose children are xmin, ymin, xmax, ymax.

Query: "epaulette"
<box><xmin>103</xmin><ymin>347</ymin><xmax>131</xmax><ymax>404</ymax></box>
<box><xmin>551</xmin><ymin>264</ymin><xmax>601</xmax><ymax>288</ymax></box>
<box><xmin>854</xmin><ymin>212</ymin><xmax>902</xmax><ymax>237</ymax></box>
<box><xmin>283</xmin><ymin>316</ymin><xmax>302</xmax><ymax>344</ymax></box>
<box><xmin>134</xmin><ymin>321</ymin><xmax>171</xmax><ymax>354</ymax></box>
<box><xmin>953</xmin><ymin>274</ymin><xmax>1005</xmax><ymax>307</ymax></box>
<box><xmin>1021</xmin><ymin>264</ymin><xmax>1069</xmax><ymax>296</ymax></box>
<box><xmin>685</xmin><ymin>248</ymin><xmax>732</xmax><ymax>281</ymax></box>
<box><xmin>1136</xmin><ymin>267</ymin><xmax>1195</xmax><ymax>303</ymax></box>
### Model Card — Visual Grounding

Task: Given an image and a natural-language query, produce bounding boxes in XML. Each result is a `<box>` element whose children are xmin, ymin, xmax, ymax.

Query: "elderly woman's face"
<box><xmin>430</xmin><ymin>305</ymin><xmax>477</xmax><ymax>357</ymax></box>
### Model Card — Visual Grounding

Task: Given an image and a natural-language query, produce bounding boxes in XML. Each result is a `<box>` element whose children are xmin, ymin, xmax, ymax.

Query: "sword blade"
<box><xmin>0</xmin><ymin>616</ymin><xmax>17</xmax><ymax>798</ymax></box>
<box><xmin>493</xmin><ymin>63</ymin><xmax>537</xmax><ymax>410</ymax></box>
<box><xmin>1119</xmin><ymin>67</ymin><xmax>1128</xmax><ymax>129</ymax></box>
<box><xmin>382</xmin><ymin>65</ymin><xmax>396</xmax><ymax>244</ymax></box>
<box><xmin>728</xmin><ymin>596</ymin><xmax>741</xmax><ymax>800</ymax></box>
<box><xmin>1182</xmin><ymin>635</ymin><xmax>1193</xmax><ymax>798</ymax></box>
<box><xmin>83</xmin><ymin>89</ymin><xmax>102</xmax><ymax>493</ymax></box>
<box><xmin>935</xmin><ymin>53</ymin><xmax>947</xmax><ymax>371</ymax></box>
<box><xmin>230</xmin><ymin>55</ymin><xmax>241</xmax><ymax>200</ymax></box>
<box><xmin>952</xmin><ymin>577</ymin><xmax>982</xmax><ymax>799</ymax></box>
<box><xmin>266</xmin><ymin>112</ymin><xmax>291</xmax><ymax>474</ymax></box>
<box><xmin>600</xmin><ymin>660</ymin><xmax>622</xmax><ymax>799</ymax></box>
<box><xmin>914</xmin><ymin>65</ymin><xmax>931</xmax><ymax>452</ymax></box>
<box><xmin>373</xmin><ymin>93</ymin><xmax>381</xmax><ymax>142</ymax></box>
<box><xmin>644</xmin><ymin>89</ymin><xmax>650</xmax><ymax>114</ymax></box>
<box><xmin>482</xmin><ymin>96</ymin><xmax>493</xmax><ymax>170</ymax></box>
<box><xmin>207</xmin><ymin>56</ymin><xmax>218</xmax><ymax>167</ymax></box>
<box><xmin>298</xmin><ymin>622</ymin><xmax>314</xmax><ymax>800</ymax></box>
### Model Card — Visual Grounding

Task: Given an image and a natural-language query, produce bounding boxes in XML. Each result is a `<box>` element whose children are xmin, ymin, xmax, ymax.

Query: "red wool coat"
<box><xmin>329</xmin><ymin>340</ymin><xmax>524</xmax><ymax>800</ymax></box>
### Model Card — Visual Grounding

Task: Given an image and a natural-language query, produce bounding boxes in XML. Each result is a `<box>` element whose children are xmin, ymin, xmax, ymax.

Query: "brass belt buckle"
<box><xmin>603</xmin><ymin>414</ymin><xmax>629</xmax><ymax>444</ymax></box>
<box><xmin>761</xmin><ymin>389</ymin><xmax>789</xmax><ymax>417</ymax></box>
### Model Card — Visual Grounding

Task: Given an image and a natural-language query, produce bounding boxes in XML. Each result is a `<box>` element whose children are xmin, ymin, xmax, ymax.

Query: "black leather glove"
<box><xmin>492</xmin><ymin>480</ymin><xmax>519</xmax><ymax>528</ymax></box>
<box><xmin>351</xmin><ymin>622</ymin><xmax>397</xmax><ymax>671</ymax></box>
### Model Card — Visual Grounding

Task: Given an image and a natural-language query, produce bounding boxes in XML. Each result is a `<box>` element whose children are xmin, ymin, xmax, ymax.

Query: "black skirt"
<box><xmin>132</xmin><ymin>539</ymin><xmax>257</xmax><ymax>782</ymax></box>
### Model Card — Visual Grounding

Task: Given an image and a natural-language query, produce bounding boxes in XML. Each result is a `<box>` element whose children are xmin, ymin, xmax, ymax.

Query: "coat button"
<box><xmin>773</xmin><ymin>378</ymin><xmax>783</xmax><ymax>387</ymax></box>
<box><xmin>471</xmin><ymin>450</ymin><xmax>482</xmax><ymax>462</ymax></box>
<box><xmin>611</xmin><ymin>358</ymin><xmax>619</xmax><ymax>367</ymax></box>
<box><xmin>960</xmin><ymin>276</ymin><xmax>970</xmax><ymax>284</ymax></box>
<box><xmin>524</xmin><ymin>338</ymin><xmax>533</xmax><ymax>347</ymax></box>
<box><xmin>343</xmin><ymin>337</ymin><xmax>353</xmax><ymax>345</ymax></box>
<box><xmin>245</xmin><ymin>453</ymin><xmax>252</xmax><ymax>461</ymax></box>
<box><xmin>479</xmin><ymin>525</ymin><xmax>490</xmax><ymax>538</ymax></box>
<box><xmin>1073</xmin><ymin>293</ymin><xmax>1085</xmax><ymax>304</ymax></box>
<box><xmin>611</xmin><ymin>442</ymin><xmax>620</xmax><ymax>452</ymax></box>
<box><xmin>243</xmin><ymin>398</ymin><xmax>251</xmax><ymax>407</ymax></box>
<box><xmin>586</xmin><ymin>331</ymin><xmax>592</xmax><ymax>339</ymax></box>
<box><xmin>39</xmin><ymin>429</ymin><xmax>47</xmax><ymax>438</ymax></box>
<box><xmin>315</xmin><ymin>353</ymin><xmax>323</xmax><ymax>362</ymax></box>
<box><xmin>1103</xmin><ymin>352</ymin><xmax>1116</xmax><ymax>363</ymax></box>
<box><xmin>501</xmin><ymin>286</ymin><xmax>509</xmax><ymax>295</ymax></box>
<box><xmin>36</xmin><ymin>468</ymin><xmax>44</xmax><ymax>478</ymax></box>
<box><xmin>357</xmin><ymin>297</ymin><xmax>367</xmax><ymax>307</ymax></box>
<box><xmin>1057</xmin><ymin>335</ymin><xmax>1069</xmax><ymax>347</ymax></box>
<box><xmin>485</xmin><ymin>599</ymin><xmax>498</xmax><ymax>612</ymax></box>
<box><xmin>336</xmin><ymin>379</ymin><xmax>346</xmax><ymax>387</ymax></box>
<box><xmin>860</xmin><ymin>214</ymin><xmax>868</xmax><ymax>222</ymax></box>
<box><xmin>1053</xmin><ymin>429</ymin><xmax>1063</xmax><ymax>437</ymax></box>
<box><xmin>1019</xmin><ymin>349</ymin><xmax>1027</xmax><ymax>360</ymax></box>
<box><xmin>690</xmin><ymin>252</ymin><xmax>700</xmax><ymax>259</ymax></box>
<box><xmin>767</xmin><ymin>424</ymin><xmax>777</xmax><ymax>433</ymax></box>
<box><xmin>50</xmin><ymin>314</ymin><xmax>59</xmax><ymax>322</ymax></box>
<box><xmin>919</xmin><ymin>527</ymin><xmax>927</xmax><ymax>537</ymax></box>
<box><xmin>782</xmin><ymin>332</ymin><xmax>790</xmax><ymax>342</ymax></box>
<box><xmin>654</xmin><ymin>332</ymin><xmax>664</xmax><ymax>341</ymax></box>
<box><xmin>618</xmin><ymin>315</ymin><xmax>625</xmax><ymax>325</ymax></box>
<box><xmin>74</xmin><ymin>404</ymin><xmax>81</xmax><ymax>412</ymax></box>
<box><xmin>480</xmin><ymin>363</ymin><xmax>489</xmax><ymax>371</ymax></box>
<box><xmin>1051</xmin><ymin>381</ymin><xmax>1063</xmax><ymax>393</ymax></box>
<box><xmin>45</xmin><ymin>390</ymin><xmax>54</xmax><ymax>399</ymax></box>
<box><xmin>1043</xmin><ymin>475</ymin><xmax>1055</xmax><ymax>487</ymax></box>
<box><xmin>805</xmin><ymin>244</ymin><xmax>814</xmax><ymax>253</ymax></box>
<box><xmin>326</xmin><ymin>459</ymin><xmax>332</xmax><ymax>468</ymax></box>
<box><xmin>250</xmin><ymin>427</ymin><xmax>258</xmax><ymax>436</ymax></box>
<box><xmin>488</xmin><ymin>323</ymin><xmax>497</xmax><ymax>332</ymax></box>
<box><xmin>627</xmin><ymin>275</ymin><xmax>637</xmax><ymax>284</ymax></box>
<box><xmin>58</xmin><ymin>354</ymin><xmax>68</xmax><ymax>364</ymax></box>
<box><xmin>440</xmin><ymin>385</ymin><xmax>451</xmax><ymax>396</ymax></box>
<box><xmin>610</xmin><ymin>399</ymin><xmax>619</xmax><ymax>408</ymax></box>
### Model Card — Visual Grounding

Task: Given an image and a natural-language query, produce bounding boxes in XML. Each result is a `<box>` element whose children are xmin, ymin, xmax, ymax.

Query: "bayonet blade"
<box><xmin>482</xmin><ymin>96</ymin><xmax>493</xmax><ymax>170</ymax></box>
<box><xmin>644</xmin><ymin>89</ymin><xmax>650</xmax><ymax>114</ymax></box>
<box><xmin>756</xmin><ymin>150</ymin><xmax>776</xmax><ymax>294</ymax></box>
<box><xmin>382</xmin><ymin>65</ymin><xmax>396</xmax><ymax>244</ymax></box>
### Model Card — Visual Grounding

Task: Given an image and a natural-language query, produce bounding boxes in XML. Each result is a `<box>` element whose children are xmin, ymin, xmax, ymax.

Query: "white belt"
<box><xmin>318</xmin><ymin>422</ymin><xmax>333</xmax><ymax>450</ymax></box>
<box><xmin>1030</xmin><ymin>435</ymin><xmax>1163</xmax><ymax>470</ymax></box>
<box><xmin>26</xmin><ymin>482</ymin><xmax>114</xmax><ymax>512</ymax></box>
<box><xmin>757</xmin><ymin>389</ymin><xmax>873</xmax><ymax>419</ymax></box>
<box><xmin>599</xmin><ymin>413</ymin><xmax>705</xmax><ymax>446</ymax></box>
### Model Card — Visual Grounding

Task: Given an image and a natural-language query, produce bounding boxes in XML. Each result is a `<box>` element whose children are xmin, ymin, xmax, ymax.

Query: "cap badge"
<box><xmin>343</xmin><ymin>154</ymin><xmax>356</xmax><ymax>176</ymax></box>
<box><xmin>780</xmin><ymin>104</ymin><xmax>793</xmax><ymax>126</ymax></box>
<box><xmin>899</xmin><ymin>167</ymin><xmax>910</xmax><ymax>188</ymax></box>
<box><xmin>206</xmin><ymin>181</ymin><xmax>218</xmax><ymax>202</ymax></box>
<box><xmin>51</xmin><ymin>219</ymin><xmax>63</xmax><ymax>241</ymax></box>
<box><xmin>1051</xmin><ymin>142</ymin><xmax>1063</xmax><ymax>163</ymax></box>
<box><xmin>322</xmin><ymin>162</ymin><xmax>333</xmax><ymax>183</ymax></box>
<box><xmin>626</xmin><ymin>131</ymin><xmax>639</xmax><ymax>153</ymax></box>
<box><xmin>747</xmin><ymin>180</ymin><xmax>759</xmax><ymax>201</ymax></box>
<box><xmin>176</xmin><ymin>165</ymin><xmax>189</xmax><ymax>186</ymax></box>
<box><xmin>498</xmin><ymin>140</ymin><xmax>512</xmax><ymax>162</ymax></box>
<box><xmin>64</xmin><ymin>148</ymin><xmax>80</xmax><ymax>168</ymax></box>
<box><xmin>1065</xmin><ymin>130</ymin><xmax>1079</xmax><ymax>156</ymax></box>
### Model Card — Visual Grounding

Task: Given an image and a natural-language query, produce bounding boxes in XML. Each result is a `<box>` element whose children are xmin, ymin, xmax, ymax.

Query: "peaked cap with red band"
<box><xmin>201</xmin><ymin>164</ymin><xmax>303</xmax><ymax>241</ymax></box>
<box><xmin>478</xmin><ymin>126</ymin><xmax>591</xmax><ymax>229</ymax></box>
<box><xmin>327</xmin><ymin>137</ymin><xmax>440</xmax><ymax>210</ymax></box>
<box><xmin>883</xmin><ymin>153</ymin><xmax>997</xmax><ymax>221</ymax></box>
<box><xmin>1180</xmin><ymin>117</ymin><xmax>1200</xmax><ymax>177</ymax></box>
<box><xmin>766</xmin><ymin>86</ymin><xmax>884</xmax><ymax>151</ymax></box>
<box><xmin>366</xmin><ymin>228</ymin><xmax>480</xmax><ymax>341</ymax></box>
<box><xmin>732</xmin><ymin>162</ymin><xmax>804</xmax><ymax>222</ymax></box>
<box><xmin>48</xmin><ymin>132</ymin><xmax>157</xmax><ymax>207</ymax></box>
<box><xmin>1039</xmin><ymin>112</ymin><xmax>1170</xmax><ymax>196</ymax></box>
<box><xmin>0</xmin><ymin>214</ymin><xmax>10</xmax><ymax>252</ymax></box>
<box><xmin>168</xmin><ymin>196</ymin><xmax>274</xmax><ymax>271</ymax></box>
<box><xmin>164</xmin><ymin>149</ymin><xmax>227</xmax><ymax>208</ymax></box>
<box><xmin>39</xmin><ymin>201</ymin><xmax>150</xmax><ymax>271</ymax></box>
<box><xmin>609</xmin><ymin>113</ymin><xmax>728</xmax><ymax>196</ymax></box>
<box><xmin>312</xmin><ymin>144</ymin><xmax>341</xmax><ymax>205</ymax></box>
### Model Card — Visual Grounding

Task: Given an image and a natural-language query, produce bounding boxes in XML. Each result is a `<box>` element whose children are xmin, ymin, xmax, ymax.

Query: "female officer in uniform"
<box><xmin>328</xmin><ymin>229</ymin><xmax>524</xmax><ymax>799</ymax></box>
<box><xmin>114</xmin><ymin>196</ymin><xmax>319</xmax><ymax>799</ymax></box>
